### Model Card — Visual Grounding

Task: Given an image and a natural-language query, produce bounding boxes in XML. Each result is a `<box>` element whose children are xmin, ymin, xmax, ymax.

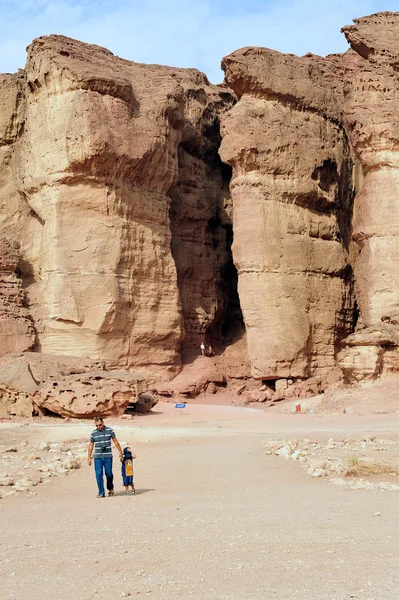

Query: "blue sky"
<box><xmin>0</xmin><ymin>0</ymin><xmax>398</xmax><ymax>82</ymax></box>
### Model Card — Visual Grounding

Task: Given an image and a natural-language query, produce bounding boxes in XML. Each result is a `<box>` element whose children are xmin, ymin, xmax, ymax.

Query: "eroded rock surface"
<box><xmin>335</xmin><ymin>14</ymin><xmax>399</xmax><ymax>381</ymax></box>
<box><xmin>2</xmin><ymin>14</ymin><xmax>399</xmax><ymax>396</ymax></box>
<box><xmin>0</xmin><ymin>239</ymin><xmax>35</xmax><ymax>357</ymax></box>
<box><xmin>0</xmin><ymin>35</ymin><xmax>235</xmax><ymax>378</ymax></box>
<box><xmin>33</xmin><ymin>371</ymin><xmax>149</xmax><ymax>418</ymax></box>
<box><xmin>219</xmin><ymin>49</ymin><xmax>355</xmax><ymax>380</ymax></box>
<box><xmin>219</xmin><ymin>11</ymin><xmax>399</xmax><ymax>384</ymax></box>
<box><xmin>0</xmin><ymin>353</ymin><xmax>148</xmax><ymax>418</ymax></box>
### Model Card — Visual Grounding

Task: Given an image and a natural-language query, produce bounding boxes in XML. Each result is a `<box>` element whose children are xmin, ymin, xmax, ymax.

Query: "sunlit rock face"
<box><xmin>335</xmin><ymin>13</ymin><xmax>399</xmax><ymax>380</ymax></box>
<box><xmin>2</xmin><ymin>13</ymin><xmax>399</xmax><ymax>387</ymax></box>
<box><xmin>341</xmin><ymin>14</ymin><xmax>399</xmax><ymax>329</ymax></box>
<box><xmin>219</xmin><ymin>11</ymin><xmax>399</xmax><ymax>382</ymax></box>
<box><xmin>219</xmin><ymin>49</ymin><xmax>355</xmax><ymax>380</ymax></box>
<box><xmin>0</xmin><ymin>36</ymin><xmax>234</xmax><ymax>377</ymax></box>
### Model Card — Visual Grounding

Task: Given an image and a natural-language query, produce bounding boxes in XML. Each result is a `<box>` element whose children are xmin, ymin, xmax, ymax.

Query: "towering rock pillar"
<box><xmin>220</xmin><ymin>49</ymin><xmax>355</xmax><ymax>380</ymax></box>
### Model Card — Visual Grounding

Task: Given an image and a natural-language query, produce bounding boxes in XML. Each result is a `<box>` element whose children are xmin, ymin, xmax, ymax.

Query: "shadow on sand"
<box><xmin>112</xmin><ymin>488</ymin><xmax>155</xmax><ymax>497</ymax></box>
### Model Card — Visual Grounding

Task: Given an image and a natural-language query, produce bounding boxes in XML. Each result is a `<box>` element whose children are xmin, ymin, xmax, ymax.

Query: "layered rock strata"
<box><xmin>336</xmin><ymin>13</ymin><xmax>399</xmax><ymax>380</ymax></box>
<box><xmin>0</xmin><ymin>238</ymin><xmax>35</xmax><ymax>356</ymax></box>
<box><xmin>2</xmin><ymin>14</ymin><xmax>399</xmax><ymax>394</ymax></box>
<box><xmin>219</xmin><ymin>49</ymin><xmax>355</xmax><ymax>380</ymax></box>
<box><xmin>0</xmin><ymin>36</ymin><xmax>235</xmax><ymax>378</ymax></box>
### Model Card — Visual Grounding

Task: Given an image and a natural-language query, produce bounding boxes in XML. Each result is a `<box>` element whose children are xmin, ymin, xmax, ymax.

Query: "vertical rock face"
<box><xmin>218</xmin><ymin>11</ymin><xmax>399</xmax><ymax>383</ymax></box>
<box><xmin>336</xmin><ymin>13</ymin><xmax>399</xmax><ymax>379</ymax></box>
<box><xmin>2</xmin><ymin>15</ymin><xmax>399</xmax><ymax>388</ymax></box>
<box><xmin>219</xmin><ymin>49</ymin><xmax>355</xmax><ymax>379</ymax></box>
<box><xmin>0</xmin><ymin>238</ymin><xmax>35</xmax><ymax>356</ymax></box>
<box><xmin>0</xmin><ymin>36</ymin><xmax>235</xmax><ymax>377</ymax></box>
<box><xmin>341</xmin><ymin>14</ymin><xmax>399</xmax><ymax>328</ymax></box>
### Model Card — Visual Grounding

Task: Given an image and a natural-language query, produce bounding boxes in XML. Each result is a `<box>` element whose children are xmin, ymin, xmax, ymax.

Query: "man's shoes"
<box><xmin>108</xmin><ymin>489</ymin><xmax>115</xmax><ymax>496</ymax></box>
<box><xmin>97</xmin><ymin>494</ymin><xmax>105</xmax><ymax>498</ymax></box>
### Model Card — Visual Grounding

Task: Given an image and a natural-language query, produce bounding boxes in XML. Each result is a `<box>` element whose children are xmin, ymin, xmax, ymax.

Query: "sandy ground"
<box><xmin>1</xmin><ymin>402</ymin><xmax>399</xmax><ymax>600</ymax></box>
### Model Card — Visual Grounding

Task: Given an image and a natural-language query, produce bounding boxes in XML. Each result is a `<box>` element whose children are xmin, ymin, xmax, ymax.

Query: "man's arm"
<box><xmin>112</xmin><ymin>436</ymin><xmax>124</xmax><ymax>461</ymax></box>
<box><xmin>88</xmin><ymin>441</ymin><xmax>94</xmax><ymax>466</ymax></box>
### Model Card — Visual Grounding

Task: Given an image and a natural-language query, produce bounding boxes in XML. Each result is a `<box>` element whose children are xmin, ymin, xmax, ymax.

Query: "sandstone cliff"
<box><xmin>219</xmin><ymin>49</ymin><xmax>355</xmax><ymax>380</ymax></box>
<box><xmin>219</xmin><ymin>11</ymin><xmax>399</xmax><ymax>386</ymax></box>
<box><xmin>337</xmin><ymin>13</ymin><xmax>399</xmax><ymax>381</ymax></box>
<box><xmin>2</xmin><ymin>13</ymin><xmax>399</xmax><ymax>415</ymax></box>
<box><xmin>0</xmin><ymin>35</ymin><xmax>235</xmax><ymax>381</ymax></box>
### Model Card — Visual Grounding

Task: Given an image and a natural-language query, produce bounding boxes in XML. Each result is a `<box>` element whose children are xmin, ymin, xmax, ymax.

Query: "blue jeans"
<box><xmin>94</xmin><ymin>457</ymin><xmax>114</xmax><ymax>496</ymax></box>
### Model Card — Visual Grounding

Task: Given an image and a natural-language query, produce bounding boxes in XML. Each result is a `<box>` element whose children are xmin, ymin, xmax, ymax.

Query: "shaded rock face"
<box><xmin>0</xmin><ymin>36</ymin><xmax>235</xmax><ymax>377</ymax></box>
<box><xmin>169</xmin><ymin>90</ymin><xmax>237</xmax><ymax>353</ymax></box>
<box><xmin>0</xmin><ymin>238</ymin><xmax>35</xmax><ymax>356</ymax></box>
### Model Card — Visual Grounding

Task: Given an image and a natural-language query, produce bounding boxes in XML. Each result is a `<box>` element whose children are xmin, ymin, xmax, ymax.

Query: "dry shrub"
<box><xmin>345</xmin><ymin>455</ymin><xmax>399</xmax><ymax>478</ymax></box>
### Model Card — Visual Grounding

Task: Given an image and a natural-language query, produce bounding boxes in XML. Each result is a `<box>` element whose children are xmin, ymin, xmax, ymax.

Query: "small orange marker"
<box><xmin>296</xmin><ymin>404</ymin><xmax>301</xmax><ymax>413</ymax></box>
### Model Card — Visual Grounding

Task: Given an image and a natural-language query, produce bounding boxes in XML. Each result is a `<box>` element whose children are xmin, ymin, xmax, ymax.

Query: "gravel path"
<box><xmin>1</xmin><ymin>406</ymin><xmax>399</xmax><ymax>600</ymax></box>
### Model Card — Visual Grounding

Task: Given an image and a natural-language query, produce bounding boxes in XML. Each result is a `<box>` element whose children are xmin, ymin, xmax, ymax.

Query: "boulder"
<box><xmin>32</xmin><ymin>371</ymin><xmax>148</xmax><ymax>418</ymax></box>
<box><xmin>0</xmin><ymin>353</ymin><xmax>106</xmax><ymax>417</ymax></box>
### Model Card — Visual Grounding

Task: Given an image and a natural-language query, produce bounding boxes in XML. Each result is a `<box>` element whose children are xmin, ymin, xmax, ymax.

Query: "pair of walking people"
<box><xmin>88</xmin><ymin>417</ymin><xmax>136</xmax><ymax>497</ymax></box>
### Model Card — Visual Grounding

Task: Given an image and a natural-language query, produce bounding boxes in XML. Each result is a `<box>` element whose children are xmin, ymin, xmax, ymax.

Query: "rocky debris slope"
<box><xmin>264</xmin><ymin>435</ymin><xmax>399</xmax><ymax>492</ymax></box>
<box><xmin>155</xmin><ymin>355</ymin><xmax>226</xmax><ymax>398</ymax></box>
<box><xmin>0</xmin><ymin>437</ymin><xmax>85</xmax><ymax>499</ymax></box>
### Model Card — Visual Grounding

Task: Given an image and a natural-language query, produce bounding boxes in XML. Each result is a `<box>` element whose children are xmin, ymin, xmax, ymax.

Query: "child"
<box><xmin>121</xmin><ymin>446</ymin><xmax>136</xmax><ymax>495</ymax></box>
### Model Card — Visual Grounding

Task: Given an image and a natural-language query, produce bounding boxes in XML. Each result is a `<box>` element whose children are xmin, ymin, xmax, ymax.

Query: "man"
<box><xmin>88</xmin><ymin>417</ymin><xmax>123</xmax><ymax>498</ymax></box>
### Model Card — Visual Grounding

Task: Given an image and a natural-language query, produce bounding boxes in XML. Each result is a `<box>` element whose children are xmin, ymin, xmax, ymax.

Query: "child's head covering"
<box><xmin>123</xmin><ymin>447</ymin><xmax>133</xmax><ymax>460</ymax></box>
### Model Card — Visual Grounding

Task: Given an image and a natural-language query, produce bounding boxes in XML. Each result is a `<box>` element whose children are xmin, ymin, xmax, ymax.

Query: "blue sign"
<box><xmin>175</xmin><ymin>403</ymin><xmax>186</xmax><ymax>409</ymax></box>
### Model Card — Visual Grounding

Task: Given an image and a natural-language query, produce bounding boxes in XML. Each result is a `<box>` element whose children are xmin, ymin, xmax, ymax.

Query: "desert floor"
<box><xmin>1</xmin><ymin>401</ymin><xmax>399</xmax><ymax>600</ymax></box>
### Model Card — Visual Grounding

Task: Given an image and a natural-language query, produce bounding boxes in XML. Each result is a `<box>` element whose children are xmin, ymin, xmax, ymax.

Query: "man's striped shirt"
<box><xmin>90</xmin><ymin>426</ymin><xmax>115</xmax><ymax>458</ymax></box>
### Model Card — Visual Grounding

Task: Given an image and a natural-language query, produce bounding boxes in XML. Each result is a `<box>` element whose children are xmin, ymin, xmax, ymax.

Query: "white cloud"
<box><xmin>0</xmin><ymin>0</ymin><xmax>394</xmax><ymax>81</ymax></box>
